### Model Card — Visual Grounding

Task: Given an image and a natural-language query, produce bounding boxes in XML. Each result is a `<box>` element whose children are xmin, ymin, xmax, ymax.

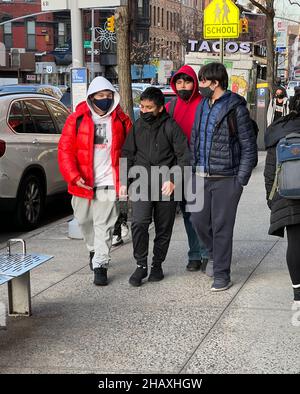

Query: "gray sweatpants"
<box><xmin>190</xmin><ymin>176</ymin><xmax>243</xmax><ymax>282</ymax></box>
<box><xmin>71</xmin><ymin>188</ymin><xmax>119</xmax><ymax>269</ymax></box>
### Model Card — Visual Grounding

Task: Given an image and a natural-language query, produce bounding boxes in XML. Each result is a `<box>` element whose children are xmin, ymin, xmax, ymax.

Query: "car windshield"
<box><xmin>288</xmin><ymin>82</ymin><xmax>298</xmax><ymax>88</ymax></box>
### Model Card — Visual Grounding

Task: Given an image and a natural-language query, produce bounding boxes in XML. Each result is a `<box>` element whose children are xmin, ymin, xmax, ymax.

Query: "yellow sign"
<box><xmin>204</xmin><ymin>0</ymin><xmax>240</xmax><ymax>39</ymax></box>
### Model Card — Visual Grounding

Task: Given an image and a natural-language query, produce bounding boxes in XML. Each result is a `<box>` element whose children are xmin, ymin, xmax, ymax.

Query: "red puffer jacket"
<box><xmin>58</xmin><ymin>101</ymin><xmax>132</xmax><ymax>199</ymax></box>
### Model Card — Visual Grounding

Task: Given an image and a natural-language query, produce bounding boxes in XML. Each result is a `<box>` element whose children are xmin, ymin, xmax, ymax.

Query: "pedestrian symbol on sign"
<box><xmin>204</xmin><ymin>0</ymin><xmax>240</xmax><ymax>39</ymax></box>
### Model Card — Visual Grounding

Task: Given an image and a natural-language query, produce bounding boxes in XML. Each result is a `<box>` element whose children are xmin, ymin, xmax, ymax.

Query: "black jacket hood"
<box><xmin>265</xmin><ymin>116</ymin><xmax>300</xmax><ymax>148</ymax></box>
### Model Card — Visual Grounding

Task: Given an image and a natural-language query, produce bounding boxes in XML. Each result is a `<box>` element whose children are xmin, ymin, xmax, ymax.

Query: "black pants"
<box><xmin>113</xmin><ymin>200</ymin><xmax>128</xmax><ymax>237</ymax></box>
<box><xmin>190</xmin><ymin>176</ymin><xmax>243</xmax><ymax>282</ymax></box>
<box><xmin>131</xmin><ymin>200</ymin><xmax>177</xmax><ymax>266</ymax></box>
<box><xmin>286</xmin><ymin>224</ymin><xmax>300</xmax><ymax>287</ymax></box>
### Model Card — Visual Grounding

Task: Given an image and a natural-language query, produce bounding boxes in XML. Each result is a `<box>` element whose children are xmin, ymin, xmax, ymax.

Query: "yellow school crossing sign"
<box><xmin>204</xmin><ymin>0</ymin><xmax>240</xmax><ymax>39</ymax></box>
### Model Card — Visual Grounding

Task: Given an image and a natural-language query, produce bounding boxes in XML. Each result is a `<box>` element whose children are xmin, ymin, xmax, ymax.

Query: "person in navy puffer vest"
<box><xmin>190</xmin><ymin>62</ymin><xmax>257</xmax><ymax>292</ymax></box>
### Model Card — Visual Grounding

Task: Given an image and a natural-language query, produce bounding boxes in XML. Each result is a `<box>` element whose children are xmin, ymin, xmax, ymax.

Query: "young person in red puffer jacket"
<box><xmin>166</xmin><ymin>65</ymin><xmax>209</xmax><ymax>274</ymax></box>
<box><xmin>58</xmin><ymin>76</ymin><xmax>132</xmax><ymax>286</ymax></box>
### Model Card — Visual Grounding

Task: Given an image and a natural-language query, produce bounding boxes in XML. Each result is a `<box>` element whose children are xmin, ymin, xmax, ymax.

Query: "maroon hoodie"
<box><xmin>166</xmin><ymin>64</ymin><xmax>202</xmax><ymax>142</ymax></box>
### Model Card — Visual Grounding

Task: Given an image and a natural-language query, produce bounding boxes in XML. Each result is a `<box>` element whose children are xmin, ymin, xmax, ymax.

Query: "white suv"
<box><xmin>286</xmin><ymin>80</ymin><xmax>300</xmax><ymax>98</ymax></box>
<box><xmin>0</xmin><ymin>92</ymin><xmax>69</xmax><ymax>229</ymax></box>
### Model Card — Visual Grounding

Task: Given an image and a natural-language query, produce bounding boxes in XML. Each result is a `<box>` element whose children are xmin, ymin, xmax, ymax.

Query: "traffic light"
<box><xmin>240</xmin><ymin>18</ymin><xmax>249</xmax><ymax>34</ymax></box>
<box><xmin>107</xmin><ymin>16</ymin><xmax>115</xmax><ymax>33</ymax></box>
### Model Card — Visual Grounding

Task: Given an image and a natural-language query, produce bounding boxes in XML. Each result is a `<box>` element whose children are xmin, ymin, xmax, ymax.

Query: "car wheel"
<box><xmin>15</xmin><ymin>174</ymin><xmax>45</xmax><ymax>230</ymax></box>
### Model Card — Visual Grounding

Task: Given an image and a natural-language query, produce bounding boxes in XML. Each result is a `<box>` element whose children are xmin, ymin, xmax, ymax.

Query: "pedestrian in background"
<box><xmin>267</xmin><ymin>87</ymin><xmax>289</xmax><ymax>126</ymax></box>
<box><xmin>166</xmin><ymin>65</ymin><xmax>209</xmax><ymax>273</ymax></box>
<box><xmin>264</xmin><ymin>93</ymin><xmax>300</xmax><ymax>306</ymax></box>
<box><xmin>58</xmin><ymin>76</ymin><xmax>132</xmax><ymax>286</ymax></box>
<box><xmin>190</xmin><ymin>62</ymin><xmax>257</xmax><ymax>292</ymax></box>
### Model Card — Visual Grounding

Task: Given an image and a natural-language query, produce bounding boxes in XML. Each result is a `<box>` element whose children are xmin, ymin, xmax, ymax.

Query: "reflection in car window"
<box><xmin>38</xmin><ymin>86</ymin><xmax>62</xmax><ymax>99</ymax></box>
<box><xmin>46</xmin><ymin>100</ymin><xmax>69</xmax><ymax>133</ymax></box>
<box><xmin>22</xmin><ymin>101</ymin><xmax>36</xmax><ymax>134</ymax></box>
<box><xmin>23</xmin><ymin>100</ymin><xmax>57</xmax><ymax>134</ymax></box>
<box><xmin>8</xmin><ymin>101</ymin><xmax>24</xmax><ymax>133</ymax></box>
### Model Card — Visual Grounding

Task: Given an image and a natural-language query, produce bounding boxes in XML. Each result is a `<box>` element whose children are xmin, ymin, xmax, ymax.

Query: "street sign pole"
<box><xmin>91</xmin><ymin>8</ymin><xmax>95</xmax><ymax>82</ymax></box>
<box><xmin>220</xmin><ymin>38</ymin><xmax>224</xmax><ymax>64</ymax></box>
<box><xmin>70</xmin><ymin>0</ymin><xmax>84</xmax><ymax>68</ymax></box>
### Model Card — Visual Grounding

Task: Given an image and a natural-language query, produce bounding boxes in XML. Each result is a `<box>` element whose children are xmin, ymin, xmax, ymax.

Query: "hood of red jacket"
<box><xmin>167</xmin><ymin>65</ymin><xmax>202</xmax><ymax>142</ymax></box>
<box><xmin>170</xmin><ymin>64</ymin><xmax>200</xmax><ymax>103</ymax></box>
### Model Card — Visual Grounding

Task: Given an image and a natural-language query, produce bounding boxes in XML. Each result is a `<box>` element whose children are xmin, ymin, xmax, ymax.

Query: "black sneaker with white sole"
<box><xmin>211</xmin><ymin>278</ymin><xmax>232</xmax><ymax>292</ymax></box>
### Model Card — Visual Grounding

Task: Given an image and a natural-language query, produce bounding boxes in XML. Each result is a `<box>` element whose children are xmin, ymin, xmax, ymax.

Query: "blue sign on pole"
<box><xmin>71</xmin><ymin>68</ymin><xmax>87</xmax><ymax>84</ymax></box>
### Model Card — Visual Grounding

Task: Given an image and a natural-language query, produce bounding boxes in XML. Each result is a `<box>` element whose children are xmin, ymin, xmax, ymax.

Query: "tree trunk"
<box><xmin>266</xmin><ymin>11</ymin><xmax>275</xmax><ymax>95</ymax></box>
<box><xmin>115</xmin><ymin>6</ymin><xmax>133</xmax><ymax>120</ymax></box>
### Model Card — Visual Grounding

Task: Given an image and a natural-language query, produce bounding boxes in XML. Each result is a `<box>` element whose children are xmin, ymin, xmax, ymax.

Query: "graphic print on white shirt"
<box><xmin>95</xmin><ymin>123</ymin><xmax>109</xmax><ymax>147</ymax></box>
<box><xmin>93</xmin><ymin>118</ymin><xmax>114</xmax><ymax>187</ymax></box>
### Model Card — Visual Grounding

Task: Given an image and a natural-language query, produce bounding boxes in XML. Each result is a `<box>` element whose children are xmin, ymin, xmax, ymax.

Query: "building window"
<box><xmin>161</xmin><ymin>8</ymin><xmax>164</xmax><ymax>28</ymax></box>
<box><xmin>157</xmin><ymin>7</ymin><xmax>160</xmax><ymax>24</ymax></box>
<box><xmin>27</xmin><ymin>20</ymin><xmax>35</xmax><ymax>50</ymax></box>
<box><xmin>167</xmin><ymin>11</ymin><xmax>169</xmax><ymax>30</ymax></box>
<box><xmin>138</xmin><ymin>0</ymin><xmax>144</xmax><ymax>17</ymax></box>
<box><xmin>58</xmin><ymin>22</ymin><xmax>66</xmax><ymax>46</ymax></box>
<box><xmin>170</xmin><ymin>12</ymin><xmax>173</xmax><ymax>31</ymax></box>
<box><xmin>153</xmin><ymin>6</ymin><xmax>156</xmax><ymax>26</ymax></box>
<box><xmin>138</xmin><ymin>32</ymin><xmax>144</xmax><ymax>43</ymax></box>
<box><xmin>150</xmin><ymin>5</ymin><xmax>152</xmax><ymax>25</ymax></box>
<box><xmin>3</xmin><ymin>21</ymin><xmax>12</xmax><ymax>49</ymax></box>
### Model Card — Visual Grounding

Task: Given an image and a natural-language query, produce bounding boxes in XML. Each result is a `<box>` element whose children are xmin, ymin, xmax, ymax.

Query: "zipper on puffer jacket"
<box><xmin>204</xmin><ymin>105</ymin><xmax>214</xmax><ymax>174</ymax></box>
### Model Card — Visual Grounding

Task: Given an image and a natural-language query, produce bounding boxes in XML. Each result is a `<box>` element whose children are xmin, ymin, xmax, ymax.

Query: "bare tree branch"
<box><xmin>248</xmin><ymin>0</ymin><xmax>267</xmax><ymax>14</ymax></box>
<box><xmin>288</xmin><ymin>0</ymin><xmax>300</xmax><ymax>6</ymax></box>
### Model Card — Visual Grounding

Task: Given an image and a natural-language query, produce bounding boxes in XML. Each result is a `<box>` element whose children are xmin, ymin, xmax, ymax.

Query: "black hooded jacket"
<box><xmin>264</xmin><ymin>116</ymin><xmax>300</xmax><ymax>236</ymax></box>
<box><xmin>121</xmin><ymin>109</ymin><xmax>190</xmax><ymax>192</ymax></box>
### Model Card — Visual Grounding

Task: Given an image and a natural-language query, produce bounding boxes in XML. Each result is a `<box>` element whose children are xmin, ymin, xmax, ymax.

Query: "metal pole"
<box><xmin>91</xmin><ymin>8</ymin><xmax>95</xmax><ymax>82</ymax></box>
<box><xmin>220</xmin><ymin>38</ymin><xmax>224</xmax><ymax>64</ymax></box>
<box><xmin>70</xmin><ymin>0</ymin><xmax>84</xmax><ymax>68</ymax></box>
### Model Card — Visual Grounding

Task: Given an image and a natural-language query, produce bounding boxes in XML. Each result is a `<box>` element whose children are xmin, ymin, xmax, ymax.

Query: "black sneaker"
<box><xmin>293</xmin><ymin>286</ymin><xmax>300</xmax><ymax>302</ymax></box>
<box><xmin>186</xmin><ymin>260</ymin><xmax>202</xmax><ymax>271</ymax></box>
<box><xmin>148</xmin><ymin>265</ymin><xmax>164</xmax><ymax>282</ymax></box>
<box><xmin>129</xmin><ymin>266</ymin><xmax>148</xmax><ymax>287</ymax></box>
<box><xmin>94</xmin><ymin>267</ymin><xmax>108</xmax><ymax>286</ymax></box>
<box><xmin>89</xmin><ymin>251</ymin><xmax>95</xmax><ymax>271</ymax></box>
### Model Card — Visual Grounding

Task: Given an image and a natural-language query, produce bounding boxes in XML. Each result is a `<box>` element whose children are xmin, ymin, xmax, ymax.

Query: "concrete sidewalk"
<box><xmin>0</xmin><ymin>152</ymin><xmax>299</xmax><ymax>374</ymax></box>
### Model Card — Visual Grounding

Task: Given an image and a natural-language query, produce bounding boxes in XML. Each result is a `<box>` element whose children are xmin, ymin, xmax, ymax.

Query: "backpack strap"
<box><xmin>269</xmin><ymin>164</ymin><xmax>281</xmax><ymax>201</ymax></box>
<box><xmin>168</xmin><ymin>98</ymin><xmax>177</xmax><ymax>118</ymax></box>
<box><xmin>116</xmin><ymin>106</ymin><xmax>130</xmax><ymax>138</ymax></box>
<box><xmin>76</xmin><ymin>114</ymin><xmax>84</xmax><ymax>135</ymax></box>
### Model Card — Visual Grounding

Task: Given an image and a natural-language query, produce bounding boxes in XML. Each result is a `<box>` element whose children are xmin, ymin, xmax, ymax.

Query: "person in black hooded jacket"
<box><xmin>120</xmin><ymin>87</ymin><xmax>190</xmax><ymax>287</ymax></box>
<box><xmin>264</xmin><ymin>93</ymin><xmax>300</xmax><ymax>306</ymax></box>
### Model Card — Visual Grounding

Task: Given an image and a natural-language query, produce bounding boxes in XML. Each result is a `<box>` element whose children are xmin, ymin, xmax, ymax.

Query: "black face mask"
<box><xmin>177</xmin><ymin>89</ymin><xmax>193</xmax><ymax>101</ymax></box>
<box><xmin>276</xmin><ymin>94</ymin><xmax>285</xmax><ymax>99</ymax></box>
<box><xmin>199</xmin><ymin>86</ymin><xmax>214</xmax><ymax>99</ymax></box>
<box><xmin>140</xmin><ymin>111</ymin><xmax>157</xmax><ymax>123</ymax></box>
<box><xmin>93</xmin><ymin>98</ymin><xmax>113</xmax><ymax>112</ymax></box>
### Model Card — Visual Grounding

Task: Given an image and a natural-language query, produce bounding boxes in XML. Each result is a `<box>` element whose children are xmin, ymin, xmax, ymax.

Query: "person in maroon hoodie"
<box><xmin>166</xmin><ymin>65</ymin><xmax>209</xmax><ymax>273</ymax></box>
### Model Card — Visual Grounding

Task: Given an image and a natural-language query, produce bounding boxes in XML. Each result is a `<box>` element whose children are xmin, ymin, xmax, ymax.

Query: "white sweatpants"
<box><xmin>71</xmin><ymin>189</ymin><xmax>119</xmax><ymax>269</ymax></box>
